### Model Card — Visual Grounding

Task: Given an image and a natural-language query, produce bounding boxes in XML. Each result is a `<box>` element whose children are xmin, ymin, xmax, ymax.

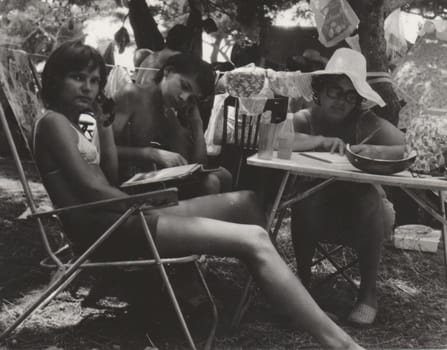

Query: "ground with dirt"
<box><xmin>0</xmin><ymin>157</ymin><xmax>446</xmax><ymax>350</ymax></box>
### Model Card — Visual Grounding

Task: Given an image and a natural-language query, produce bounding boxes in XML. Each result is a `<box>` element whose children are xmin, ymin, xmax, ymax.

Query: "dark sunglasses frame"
<box><xmin>325</xmin><ymin>85</ymin><xmax>361</xmax><ymax>105</ymax></box>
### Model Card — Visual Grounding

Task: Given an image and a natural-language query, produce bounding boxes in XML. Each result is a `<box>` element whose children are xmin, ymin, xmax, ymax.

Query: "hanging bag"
<box><xmin>310</xmin><ymin>0</ymin><xmax>359</xmax><ymax>47</ymax></box>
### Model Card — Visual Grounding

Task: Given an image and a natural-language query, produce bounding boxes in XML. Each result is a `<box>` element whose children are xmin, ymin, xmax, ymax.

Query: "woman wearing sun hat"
<box><xmin>289</xmin><ymin>48</ymin><xmax>405</xmax><ymax>327</ymax></box>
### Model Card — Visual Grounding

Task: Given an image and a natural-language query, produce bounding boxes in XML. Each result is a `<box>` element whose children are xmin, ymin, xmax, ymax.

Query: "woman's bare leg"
<box><xmin>349</xmin><ymin>185</ymin><xmax>384</xmax><ymax>311</ymax></box>
<box><xmin>198</xmin><ymin>167</ymin><xmax>233</xmax><ymax>195</ymax></box>
<box><xmin>149</xmin><ymin>191</ymin><xmax>266</xmax><ymax>226</ymax></box>
<box><xmin>149</xmin><ymin>191</ymin><xmax>362</xmax><ymax>349</ymax></box>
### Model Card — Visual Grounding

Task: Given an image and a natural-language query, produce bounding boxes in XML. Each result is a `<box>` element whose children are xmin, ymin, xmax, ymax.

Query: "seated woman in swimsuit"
<box><xmin>113</xmin><ymin>53</ymin><xmax>232</xmax><ymax>198</ymax></box>
<box><xmin>33</xmin><ymin>40</ymin><xmax>364</xmax><ymax>350</ymax></box>
<box><xmin>289</xmin><ymin>48</ymin><xmax>403</xmax><ymax>327</ymax></box>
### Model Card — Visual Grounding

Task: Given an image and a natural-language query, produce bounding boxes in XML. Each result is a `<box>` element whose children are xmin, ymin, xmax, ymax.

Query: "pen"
<box><xmin>358</xmin><ymin>127</ymin><xmax>381</xmax><ymax>145</ymax></box>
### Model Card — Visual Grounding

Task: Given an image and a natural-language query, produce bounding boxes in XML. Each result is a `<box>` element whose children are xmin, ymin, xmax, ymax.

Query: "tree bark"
<box><xmin>349</xmin><ymin>0</ymin><xmax>401</xmax><ymax>126</ymax></box>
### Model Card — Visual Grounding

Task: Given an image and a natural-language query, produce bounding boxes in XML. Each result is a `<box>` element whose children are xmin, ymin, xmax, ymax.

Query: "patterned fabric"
<box><xmin>223</xmin><ymin>67</ymin><xmax>313</xmax><ymax>101</ymax></box>
<box><xmin>0</xmin><ymin>48</ymin><xmax>44</xmax><ymax>149</ymax></box>
<box><xmin>225</xmin><ymin>66</ymin><xmax>266</xmax><ymax>98</ymax></box>
<box><xmin>404</xmin><ymin>109</ymin><xmax>447</xmax><ymax>175</ymax></box>
<box><xmin>393</xmin><ymin>34</ymin><xmax>447</xmax><ymax>129</ymax></box>
<box><xmin>224</xmin><ymin>66</ymin><xmax>274</xmax><ymax>116</ymax></box>
<box><xmin>267</xmin><ymin>70</ymin><xmax>313</xmax><ymax>100</ymax></box>
<box><xmin>310</xmin><ymin>0</ymin><xmax>359</xmax><ymax>48</ymax></box>
<box><xmin>104</xmin><ymin>65</ymin><xmax>132</xmax><ymax>100</ymax></box>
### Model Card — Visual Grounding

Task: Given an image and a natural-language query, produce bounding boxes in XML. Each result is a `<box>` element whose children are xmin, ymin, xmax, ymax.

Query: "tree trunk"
<box><xmin>348</xmin><ymin>0</ymin><xmax>401</xmax><ymax>126</ymax></box>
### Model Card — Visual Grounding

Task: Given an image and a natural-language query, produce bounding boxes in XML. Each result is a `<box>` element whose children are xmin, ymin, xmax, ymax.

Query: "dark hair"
<box><xmin>41</xmin><ymin>40</ymin><xmax>107</xmax><ymax>108</ymax></box>
<box><xmin>311</xmin><ymin>74</ymin><xmax>363</xmax><ymax>107</ymax></box>
<box><xmin>114</xmin><ymin>26</ymin><xmax>130</xmax><ymax>45</ymax></box>
<box><xmin>155</xmin><ymin>53</ymin><xmax>215</xmax><ymax>97</ymax></box>
<box><xmin>166</xmin><ymin>24</ymin><xmax>193</xmax><ymax>52</ymax></box>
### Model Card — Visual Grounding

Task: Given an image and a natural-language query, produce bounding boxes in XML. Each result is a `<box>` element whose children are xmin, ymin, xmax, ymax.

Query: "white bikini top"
<box><xmin>33</xmin><ymin>111</ymin><xmax>100</xmax><ymax>175</ymax></box>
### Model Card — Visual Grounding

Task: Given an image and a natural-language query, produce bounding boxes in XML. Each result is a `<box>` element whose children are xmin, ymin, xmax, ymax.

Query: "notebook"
<box><xmin>121</xmin><ymin>163</ymin><xmax>202</xmax><ymax>188</ymax></box>
<box><xmin>299</xmin><ymin>152</ymin><xmax>351</xmax><ymax>165</ymax></box>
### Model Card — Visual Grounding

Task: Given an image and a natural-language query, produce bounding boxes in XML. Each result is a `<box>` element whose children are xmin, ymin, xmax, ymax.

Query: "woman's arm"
<box><xmin>349</xmin><ymin>112</ymin><xmax>406</xmax><ymax>159</ymax></box>
<box><xmin>40</xmin><ymin>113</ymin><xmax>127</xmax><ymax>202</ymax></box>
<box><xmin>163</xmin><ymin>104</ymin><xmax>207</xmax><ymax>164</ymax></box>
<box><xmin>89</xmin><ymin>100</ymin><xmax>119</xmax><ymax>185</ymax></box>
<box><xmin>97</xmin><ymin>122</ymin><xmax>119</xmax><ymax>185</ymax></box>
<box><xmin>290</xmin><ymin>110</ymin><xmax>346</xmax><ymax>154</ymax></box>
<box><xmin>117</xmin><ymin>145</ymin><xmax>188</xmax><ymax>167</ymax></box>
<box><xmin>357</xmin><ymin>111</ymin><xmax>405</xmax><ymax>146</ymax></box>
<box><xmin>292</xmin><ymin>133</ymin><xmax>345</xmax><ymax>154</ymax></box>
<box><xmin>112</xmin><ymin>83</ymin><xmax>136</xmax><ymax>139</ymax></box>
<box><xmin>186</xmin><ymin>104</ymin><xmax>207</xmax><ymax>163</ymax></box>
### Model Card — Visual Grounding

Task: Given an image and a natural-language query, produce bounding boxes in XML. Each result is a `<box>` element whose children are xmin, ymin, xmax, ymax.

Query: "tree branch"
<box><xmin>207</xmin><ymin>1</ymin><xmax>234</xmax><ymax>18</ymax></box>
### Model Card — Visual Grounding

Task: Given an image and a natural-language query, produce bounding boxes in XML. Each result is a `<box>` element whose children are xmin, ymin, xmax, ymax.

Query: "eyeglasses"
<box><xmin>325</xmin><ymin>85</ymin><xmax>361</xmax><ymax>105</ymax></box>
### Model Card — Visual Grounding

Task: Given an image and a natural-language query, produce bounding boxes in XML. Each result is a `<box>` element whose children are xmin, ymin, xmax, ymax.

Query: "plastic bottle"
<box><xmin>257</xmin><ymin>111</ymin><xmax>276</xmax><ymax>160</ymax></box>
<box><xmin>276</xmin><ymin>113</ymin><xmax>295</xmax><ymax>160</ymax></box>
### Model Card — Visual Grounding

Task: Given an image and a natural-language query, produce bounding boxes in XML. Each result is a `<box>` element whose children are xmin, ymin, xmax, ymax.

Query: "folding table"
<box><xmin>231</xmin><ymin>151</ymin><xmax>447</xmax><ymax>327</ymax></box>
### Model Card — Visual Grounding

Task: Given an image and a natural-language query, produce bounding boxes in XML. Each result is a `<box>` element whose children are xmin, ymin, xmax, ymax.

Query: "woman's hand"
<box><xmin>90</xmin><ymin>97</ymin><xmax>115</xmax><ymax>127</ymax></box>
<box><xmin>151</xmin><ymin>148</ymin><xmax>188</xmax><ymax>168</ymax></box>
<box><xmin>320</xmin><ymin>136</ymin><xmax>346</xmax><ymax>155</ymax></box>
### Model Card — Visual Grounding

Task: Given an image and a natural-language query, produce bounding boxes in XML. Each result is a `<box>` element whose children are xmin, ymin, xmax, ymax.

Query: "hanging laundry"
<box><xmin>104</xmin><ymin>65</ymin><xmax>132</xmax><ymax>100</ymax></box>
<box><xmin>310</xmin><ymin>0</ymin><xmax>359</xmax><ymax>47</ymax></box>
<box><xmin>384</xmin><ymin>9</ymin><xmax>408</xmax><ymax>60</ymax></box>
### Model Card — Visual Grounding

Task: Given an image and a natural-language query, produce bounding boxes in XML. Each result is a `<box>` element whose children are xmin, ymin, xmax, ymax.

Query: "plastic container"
<box><xmin>258</xmin><ymin>111</ymin><xmax>276</xmax><ymax>160</ymax></box>
<box><xmin>276</xmin><ymin>113</ymin><xmax>295</xmax><ymax>160</ymax></box>
<box><xmin>393</xmin><ymin>225</ymin><xmax>441</xmax><ymax>253</ymax></box>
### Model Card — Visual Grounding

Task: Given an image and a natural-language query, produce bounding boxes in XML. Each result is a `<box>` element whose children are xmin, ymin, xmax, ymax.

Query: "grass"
<box><xmin>0</xmin><ymin>157</ymin><xmax>446</xmax><ymax>349</ymax></box>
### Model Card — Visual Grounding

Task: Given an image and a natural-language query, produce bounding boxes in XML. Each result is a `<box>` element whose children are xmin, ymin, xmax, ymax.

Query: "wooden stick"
<box><xmin>358</xmin><ymin>127</ymin><xmax>381</xmax><ymax>145</ymax></box>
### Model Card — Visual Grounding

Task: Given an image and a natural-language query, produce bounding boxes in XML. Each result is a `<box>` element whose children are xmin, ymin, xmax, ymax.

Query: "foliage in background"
<box><xmin>0</xmin><ymin>0</ymin><xmax>117</xmax><ymax>55</ymax></box>
<box><xmin>0</xmin><ymin>0</ymin><xmax>315</xmax><ymax>57</ymax></box>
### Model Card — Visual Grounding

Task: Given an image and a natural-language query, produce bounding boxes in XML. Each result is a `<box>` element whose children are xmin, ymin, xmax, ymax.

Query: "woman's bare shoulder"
<box><xmin>116</xmin><ymin>81</ymin><xmax>158</xmax><ymax>103</ymax></box>
<box><xmin>36</xmin><ymin>111</ymin><xmax>74</xmax><ymax>142</ymax></box>
<box><xmin>38</xmin><ymin>110</ymin><xmax>69</xmax><ymax>129</ymax></box>
<box><xmin>292</xmin><ymin>108</ymin><xmax>313</xmax><ymax>133</ymax></box>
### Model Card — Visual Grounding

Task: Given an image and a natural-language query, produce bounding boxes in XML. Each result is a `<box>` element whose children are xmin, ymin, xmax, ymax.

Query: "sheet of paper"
<box><xmin>299</xmin><ymin>152</ymin><xmax>351</xmax><ymax>165</ymax></box>
<box><xmin>121</xmin><ymin>163</ymin><xmax>200</xmax><ymax>187</ymax></box>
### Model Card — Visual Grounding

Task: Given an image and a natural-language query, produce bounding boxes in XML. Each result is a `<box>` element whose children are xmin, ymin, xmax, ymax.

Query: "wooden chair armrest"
<box><xmin>30</xmin><ymin>188</ymin><xmax>178</xmax><ymax>219</ymax></box>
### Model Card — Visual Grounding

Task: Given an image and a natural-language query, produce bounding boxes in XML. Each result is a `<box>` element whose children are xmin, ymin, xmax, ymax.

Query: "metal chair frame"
<box><xmin>0</xmin><ymin>49</ymin><xmax>217</xmax><ymax>350</ymax></box>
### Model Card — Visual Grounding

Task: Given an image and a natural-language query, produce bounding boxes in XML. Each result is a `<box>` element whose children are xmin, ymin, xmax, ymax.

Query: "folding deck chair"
<box><xmin>0</xmin><ymin>48</ymin><xmax>217</xmax><ymax>350</ymax></box>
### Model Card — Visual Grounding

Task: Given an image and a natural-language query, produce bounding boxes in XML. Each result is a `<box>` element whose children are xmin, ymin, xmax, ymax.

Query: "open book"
<box><xmin>121</xmin><ymin>163</ymin><xmax>202</xmax><ymax>188</ymax></box>
<box><xmin>299</xmin><ymin>152</ymin><xmax>350</xmax><ymax>165</ymax></box>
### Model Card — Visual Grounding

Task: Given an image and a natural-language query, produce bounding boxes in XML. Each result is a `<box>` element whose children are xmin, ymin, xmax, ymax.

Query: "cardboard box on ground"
<box><xmin>393</xmin><ymin>224</ymin><xmax>441</xmax><ymax>253</ymax></box>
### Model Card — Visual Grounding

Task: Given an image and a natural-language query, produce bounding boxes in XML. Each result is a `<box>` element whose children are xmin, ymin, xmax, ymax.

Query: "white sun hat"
<box><xmin>307</xmin><ymin>48</ymin><xmax>386</xmax><ymax>107</ymax></box>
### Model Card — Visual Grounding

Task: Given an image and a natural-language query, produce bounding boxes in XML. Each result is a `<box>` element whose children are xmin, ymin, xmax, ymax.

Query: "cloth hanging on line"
<box><xmin>310</xmin><ymin>0</ymin><xmax>359</xmax><ymax>47</ymax></box>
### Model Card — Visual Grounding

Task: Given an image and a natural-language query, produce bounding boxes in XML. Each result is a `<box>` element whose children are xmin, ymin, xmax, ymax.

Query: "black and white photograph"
<box><xmin>0</xmin><ymin>0</ymin><xmax>446</xmax><ymax>349</ymax></box>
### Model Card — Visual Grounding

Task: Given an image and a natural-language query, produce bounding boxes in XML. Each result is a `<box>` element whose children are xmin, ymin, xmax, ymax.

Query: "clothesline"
<box><xmin>2</xmin><ymin>46</ymin><xmax>421</xmax><ymax>109</ymax></box>
<box><xmin>3</xmin><ymin>47</ymin><xmax>161</xmax><ymax>72</ymax></box>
